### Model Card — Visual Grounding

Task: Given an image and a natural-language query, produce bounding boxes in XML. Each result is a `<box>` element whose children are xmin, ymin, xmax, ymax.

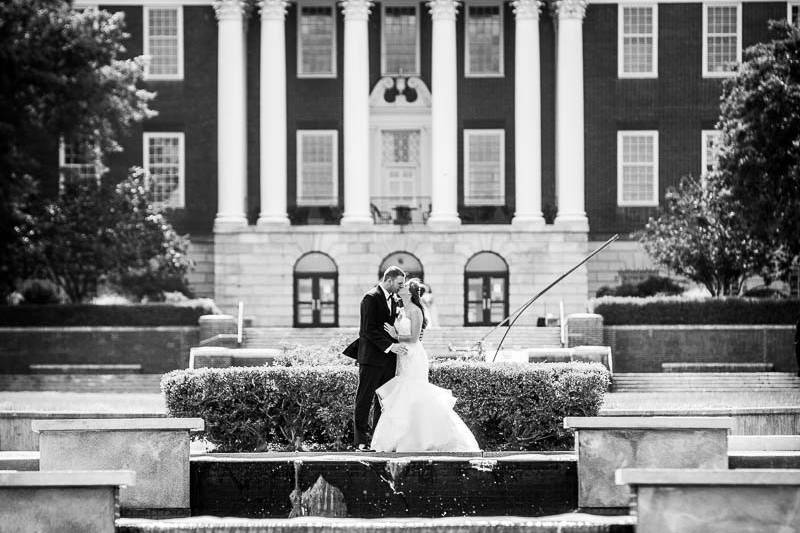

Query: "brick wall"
<box><xmin>187</xmin><ymin>236</ymin><xmax>214</xmax><ymax>298</ymax></box>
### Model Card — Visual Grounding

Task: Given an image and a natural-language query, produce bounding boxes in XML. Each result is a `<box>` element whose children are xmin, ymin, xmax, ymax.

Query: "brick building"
<box><xmin>54</xmin><ymin>0</ymin><xmax>794</xmax><ymax>325</ymax></box>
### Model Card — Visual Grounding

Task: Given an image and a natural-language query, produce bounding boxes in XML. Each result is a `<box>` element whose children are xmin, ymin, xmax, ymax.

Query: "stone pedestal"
<box><xmin>564</xmin><ymin>416</ymin><xmax>734</xmax><ymax>509</ymax></box>
<box><xmin>33</xmin><ymin>418</ymin><xmax>203</xmax><ymax>516</ymax></box>
<box><xmin>617</xmin><ymin>469</ymin><xmax>800</xmax><ymax>533</ymax></box>
<box><xmin>566</xmin><ymin>313</ymin><xmax>604</xmax><ymax>347</ymax></box>
<box><xmin>0</xmin><ymin>470</ymin><xmax>134</xmax><ymax>533</ymax></box>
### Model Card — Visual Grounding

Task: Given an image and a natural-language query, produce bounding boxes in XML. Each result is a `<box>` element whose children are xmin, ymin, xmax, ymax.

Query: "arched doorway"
<box><xmin>294</xmin><ymin>252</ymin><xmax>338</xmax><ymax>327</ymax></box>
<box><xmin>464</xmin><ymin>251</ymin><xmax>509</xmax><ymax>326</ymax></box>
<box><xmin>378</xmin><ymin>251</ymin><xmax>424</xmax><ymax>281</ymax></box>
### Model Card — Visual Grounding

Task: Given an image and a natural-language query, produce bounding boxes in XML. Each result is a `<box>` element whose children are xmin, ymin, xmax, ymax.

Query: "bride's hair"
<box><xmin>407</xmin><ymin>278</ymin><xmax>428</xmax><ymax>331</ymax></box>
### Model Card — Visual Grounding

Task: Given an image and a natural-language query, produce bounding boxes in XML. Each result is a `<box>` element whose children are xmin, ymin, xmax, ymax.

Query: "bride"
<box><xmin>370</xmin><ymin>278</ymin><xmax>480</xmax><ymax>452</ymax></box>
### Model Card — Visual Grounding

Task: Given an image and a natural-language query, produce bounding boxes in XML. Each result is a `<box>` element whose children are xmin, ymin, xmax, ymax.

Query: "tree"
<box><xmin>0</xmin><ymin>0</ymin><xmax>155</xmax><ymax>295</ymax></box>
<box><xmin>716</xmin><ymin>20</ymin><xmax>800</xmax><ymax>279</ymax></box>
<box><xmin>16</xmin><ymin>171</ymin><xmax>192</xmax><ymax>303</ymax></box>
<box><xmin>638</xmin><ymin>175</ymin><xmax>766</xmax><ymax>296</ymax></box>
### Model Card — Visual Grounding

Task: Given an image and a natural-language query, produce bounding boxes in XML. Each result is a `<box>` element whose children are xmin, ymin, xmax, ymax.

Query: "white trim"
<box><xmin>296</xmin><ymin>130</ymin><xmax>339</xmax><ymax>206</ymax></box>
<box><xmin>701</xmin><ymin>129</ymin><xmax>723</xmax><ymax>175</ymax></box>
<box><xmin>618</xmin><ymin>3</ymin><xmax>658</xmax><ymax>79</ymax></box>
<box><xmin>297</xmin><ymin>2</ymin><xmax>337</xmax><ymax>79</ymax></box>
<box><xmin>142</xmin><ymin>131</ymin><xmax>186</xmax><ymax>208</ymax></box>
<box><xmin>465</xmin><ymin>2</ymin><xmax>505</xmax><ymax>78</ymax></box>
<box><xmin>380</xmin><ymin>3</ymin><xmax>421</xmax><ymax>76</ymax></box>
<box><xmin>789</xmin><ymin>2</ymin><xmax>800</xmax><ymax>25</ymax></box>
<box><xmin>143</xmin><ymin>5</ymin><xmax>184</xmax><ymax>81</ymax></box>
<box><xmin>463</xmin><ymin>129</ymin><xmax>506</xmax><ymax>206</ymax></box>
<box><xmin>616</xmin><ymin>130</ymin><xmax>659</xmax><ymax>207</ymax></box>
<box><xmin>702</xmin><ymin>2</ymin><xmax>741</xmax><ymax>78</ymax></box>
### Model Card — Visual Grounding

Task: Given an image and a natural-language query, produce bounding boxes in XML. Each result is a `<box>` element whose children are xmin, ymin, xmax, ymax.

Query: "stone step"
<box><xmin>117</xmin><ymin>514</ymin><xmax>636</xmax><ymax>533</ymax></box>
<box><xmin>0</xmin><ymin>374</ymin><xmax>163</xmax><ymax>393</ymax></box>
<box><xmin>28</xmin><ymin>364</ymin><xmax>142</xmax><ymax>374</ymax></box>
<box><xmin>612</xmin><ymin>372</ymin><xmax>800</xmax><ymax>392</ymax></box>
<box><xmin>662</xmin><ymin>362</ymin><xmax>775</xmax><ymax>372</ymax></box>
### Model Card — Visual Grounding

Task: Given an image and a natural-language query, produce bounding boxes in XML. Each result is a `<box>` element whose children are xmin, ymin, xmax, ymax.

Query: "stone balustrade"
<box><xmin>616</xmin><ymin>468</ymin><xmax>800</xmax><ymax>533</ymax></box>
<box><xmin>32</xmin><ymin>417</ymin><xmax>203</xmax><ymax>517</ymax></box>
<box><xmin>563</xmin><ymin>416</ymin><xmax>734</xmax><ymax>509</ymax></box>
<box><xmin>0</xmin><ymin>469</ymin><xmax>135</xmax><ymax>533</ymax></box>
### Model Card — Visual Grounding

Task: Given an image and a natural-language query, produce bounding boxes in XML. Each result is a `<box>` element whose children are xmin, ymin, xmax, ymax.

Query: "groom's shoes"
<box><xmin>356</xmin><ymin>444</ymin><xmax>375</xmax><ymax>452</ymax></box>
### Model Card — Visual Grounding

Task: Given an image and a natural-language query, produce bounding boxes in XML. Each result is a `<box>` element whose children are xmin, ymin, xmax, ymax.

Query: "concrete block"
<box><xmin>0</xmin><ymin>470</ymin><xmax>134</xmax><ymax>533</ymax></box>
<box><xmin>564</xmin><ymin>416</ymin><xmax>733</xmax><ymax>508</ymax></box>
<box><xmin>616</xmin><ymin>468</ymin><xmax>800</xmax><ymax>533</ymax></box>
<box><xmin>33</xmin><ymin>418</ymin><xmax>202</xmax><ymax>515</ymax></box>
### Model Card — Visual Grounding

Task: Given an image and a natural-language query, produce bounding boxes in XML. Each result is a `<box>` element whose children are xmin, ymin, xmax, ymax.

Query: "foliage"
<box><xmin>0</xmin><ymin>0</ymin><xmax>155</xmax><ymax>296</ymax></box>
<box><xmin>19</xmin><ymin>279</ymin><xmax>62</xmax><ymax>304</ymax></box>
<box><xmin>590</xmin><ymin>295</ymin><xmax>800</xmax><ymax>325</ymax></box>
<box><xmin>272</xmin><ymin>335</ymin><xmax>357</xmax><ymax>367</ymax></box>
<box><xmin>13</xmin><ymin>171</ymin><xmax>192</xmax><ymax>302</ymax></box>
<box><xmin>637</xmin><ymin>175</ymin><xmax>765</xmax><ymax>296</ymax></box>
<box><xmin>161</xmin><ymin>362</ymin><xmax>610</xmax><ymax>452</ymax></box>
<box><xmin>596</xmin><ymin>275</ymin><xmax>684</xmax><ymax>298</ymax></box>
<box><xmin>0</xmin><ymin>303</ymin><xmax>216</xmax><ymax>326</ymax></box>
<box><xmin>716</xmin><ymin>20</ymin><xmax>800</xmax><ymax>280</ymax></box>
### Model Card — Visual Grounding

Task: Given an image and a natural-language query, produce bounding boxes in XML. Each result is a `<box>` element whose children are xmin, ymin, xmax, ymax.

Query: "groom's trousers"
<box><xmin>353</xmin><ymin>363</ymin><xmax>395</xmax><ymax>446</ymax></box>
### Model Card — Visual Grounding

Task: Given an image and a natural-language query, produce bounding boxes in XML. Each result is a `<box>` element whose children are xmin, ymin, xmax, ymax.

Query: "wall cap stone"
<box><xmin>616</xmin><ymin>468</ymin><xmax>800</xmax><ymax>486</ymax></box>
<box><xmin>564</xmin><ymin>416</ymin><xmax>734</xmax><ymax>430</ymax></box>
<box><xmin>601</xmin><ymin>407</ymin><xmax>800</xmax><ymax>416</ymax></box>
<box><xmin>31</xmin><ymin>418</ymin><xmax>204</xmax><ymax>433</ymax></box>
<box><xmin>0</xmin><ymin>411</ymin><xmax>165</xmax><ymax>419</ymax></box>
<box><xmin>0</xmin><ymin>469</ymin><xmax>135</xmax><ymax>487</ymax></box>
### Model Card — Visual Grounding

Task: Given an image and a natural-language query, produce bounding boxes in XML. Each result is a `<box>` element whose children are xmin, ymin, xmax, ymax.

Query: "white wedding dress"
<box><xmin>370</xmin><ymin>313</ymin><xmax>480</xmax><ymax>452</ymax></box>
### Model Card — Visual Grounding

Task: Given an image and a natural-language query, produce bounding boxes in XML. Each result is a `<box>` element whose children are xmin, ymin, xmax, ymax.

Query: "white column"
<box><xmin>340</xmin><ymin>0</ymin><xmax>373</xmax><ymax>225</ymax></box>
<box><xmin>427</xmin><ymin>0</ymin><xmax>460</xmax><ymax>226</ymax></box>
<box><xmin>512</xmin><ymin>0</ymin><xmax>545</xmax><ymax>227</ymax></box>
<box><xmin>257</xmin><ymin>0</ymin><xmax>290</xmax><ymax>225</ymax></box>
<box><xmin>214</xmin><ymin>0</ymin><xmax>249</xmax><ymax>229</ymax></box>
<box><xmin>553</xmin><ymin>0</ymin><xmax>588</xmax><ymax>229</ymax></box>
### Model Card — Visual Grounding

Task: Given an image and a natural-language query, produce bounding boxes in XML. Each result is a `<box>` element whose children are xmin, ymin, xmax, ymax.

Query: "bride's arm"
<box><xmin>397</xmin><ymin>308</ymin><xmax>423</xmax><ymax>343</ymax></box>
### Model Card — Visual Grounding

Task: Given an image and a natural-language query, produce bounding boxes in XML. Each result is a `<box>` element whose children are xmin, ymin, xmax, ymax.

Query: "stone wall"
<box><xmin>0</xmin><ymin>327</ymin><xmax>197</xmax><ymax>374</ymax></box>
<box><xmin>605</xmin><ymin>325</ymin><xmax>796</xmax><ymax>373</ymax></box>
<box><xmin>213</xmin><ymin>226</ymin><xmax>590</xmax><ymax>327</ymax></box>
<box><xmin>186</xmin><ymin>237</ymin><xmax>214</xmax><ymax>298</ymax></box>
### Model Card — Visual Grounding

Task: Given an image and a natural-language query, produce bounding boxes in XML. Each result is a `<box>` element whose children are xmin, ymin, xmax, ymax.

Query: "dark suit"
<box><xmin>352</xmin><ymin>285</ymin><xmax>398</xmax><ymax>446</ymax></box>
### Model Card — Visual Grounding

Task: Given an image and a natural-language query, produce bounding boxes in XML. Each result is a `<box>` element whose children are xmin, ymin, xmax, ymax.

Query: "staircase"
<box><xmin>612</xmin><ymin>372</ymin><xmax>800</xmax><ymax>393</ymax></box>
<box><xmin>0</xmin><ymin>373</ymin><xmax>163</xmax><ymax>393</ymax></box>
<box><xmin>243</xmin><ymin>326</ymin><xmax>563</xmax><ymax>356</ymax></box>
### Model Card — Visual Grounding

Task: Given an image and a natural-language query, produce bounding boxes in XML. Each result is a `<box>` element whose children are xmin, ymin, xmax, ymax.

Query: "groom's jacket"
<box><xmin>346</xmin><ymin>285</ymin><xmax>398</xmax><ymax>366</ymax></box>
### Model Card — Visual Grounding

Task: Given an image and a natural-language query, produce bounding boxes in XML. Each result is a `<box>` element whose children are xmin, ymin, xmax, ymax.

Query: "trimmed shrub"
<box><xmin>596</xmin><ymin>276</ymin><xmax>684</xmax><ymax>298</ymax></box>
<box><xmin>591</xmin><ymin>296</ymin><xmax>800</xmax><ymax>325</ymax></box>
<box><xmin>161</xmin><ymin>361</ymin><xmax>610</xmax><ymax>452</ymax></box>
<box><xmin>0</xmin><ymin>303</ymin><xmax>215</xmax><ymax>326</ymax></box>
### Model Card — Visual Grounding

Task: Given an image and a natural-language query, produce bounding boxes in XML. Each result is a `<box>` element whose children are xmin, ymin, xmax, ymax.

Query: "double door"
<box><xmin>294</xmin><ymin>275</ymin><xmax>338</xmax><ymax>327</ymax></box>
<box><xmin>464</xmin><ymin>274</ymin><xmax>508</xmax><ymax>326</ymax></box>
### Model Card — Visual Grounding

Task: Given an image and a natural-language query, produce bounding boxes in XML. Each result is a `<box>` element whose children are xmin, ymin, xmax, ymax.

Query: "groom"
<box><xmin>351</xmin><ymin>265</ymin><xmax>408</xmax><ymax>450</ymax></box>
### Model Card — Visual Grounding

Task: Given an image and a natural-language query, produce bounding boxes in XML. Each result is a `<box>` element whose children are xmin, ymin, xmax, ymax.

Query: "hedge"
<box><xmin>161</xmin><ymin>361</ymin><xmax>610</xmax><ymax>452</ymax></box>
<box><xmin>0</xmin><ymin>304</ymin><xmax>214</xmax><ymax>326</ymax></box>
<box><xmin>591</xmin><ymin>296</ymin><xmax>800</xmax><ymax>325</ymax></box>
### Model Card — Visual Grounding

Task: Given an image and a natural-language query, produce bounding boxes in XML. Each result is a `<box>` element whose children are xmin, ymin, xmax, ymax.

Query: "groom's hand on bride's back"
<box><xmin>389</xmin><ymin>343</ymin><xmax>408</xmax><ymax>356</ymax></box>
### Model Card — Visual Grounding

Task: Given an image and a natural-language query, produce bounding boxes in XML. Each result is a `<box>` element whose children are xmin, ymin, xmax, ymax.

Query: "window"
<box><xmin>298</xmin><ymin>4</ymin><xmax>336</xmax><ymax>77</ymax></box>
<box><xmin>297</xmin><ymin>130</ymin><xmax>338</xmax><ymax>206</ymax></box>
<box><xmin>382</xmin><ymin>5</ymin><xmax>419</xmax><ymax>75</ymax></box>
<box><xmin>617</xmin><ymin>131</ymin><xmax>658</xmax><ymax>206</ymax></box>
<box><xmin>465</xmin><ymin>4</ymin><xmax>503</xmax><ymax>76</ymax></box>
<box><xmin>701</xmin><ymin>130</ymin><xmax>723</xmax><ymax>174</ymax></box>
<box><xmin>143</xmin><ymin>132</ymin><xmax>185</xmax><ymax>208</ymax></box>
<box><xmin>703</xmin><ymin>3</ymin><xmax>741</xmax><ymax>77</ymax></box>
<box><xmin>379</xmin><ymin>251</ymin><xmax>424</xmax><ymax>281</ymax></box>
<box><xmin>789</xmin><ymin>2</ymin><xmax>800</xmax><ymax>26</ymax></box>
<box><xmin>294</xmin><ymin>252</ymin><xmax>338</xmax><ymax>327</ymax></box>
<box><xmin>144</xmin><ymin>7</ymin><xmax>183</xmax><ymax>80</ymax></box>
<box><xmin>464</xmin><ymin>130</ymin><xmax>505</xmax><ymax>206</ymax></box>
<box><xmin>618</xmin><ymin>4</ymin><xmax>657</xmax><ymax>78</ymax></box>
<box><xmin>59</xmin><ymin>138</ymin><xmax>103</xmax><ymax>184</ymax></box>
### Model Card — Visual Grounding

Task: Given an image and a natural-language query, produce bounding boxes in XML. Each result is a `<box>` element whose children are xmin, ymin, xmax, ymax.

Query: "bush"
<box><xmin>20</xmin><ymin>279</ymin><xmax>61</xmax><ymax>304</ymax></box>
<box><xmin>590</xmin><ymin>296</ymin><xmax>800</xmax><ymax>325</ymax></box>
<box><xmin>596</xmin><ymin>276</ymin><xmax>684</xmax><ymax>298</ymax></box>
<box><xmin>272</xmin><ymin>335</ymin><xmax>356</xmax><ymax>367</ymax></box>
<box><xmin>161</xmin><ymin>361</ymin><xmax>610</xmax><ymax>452</ymax></box>
<box><xmin>0</xmin><ymin>303</ymin><xmax>216</xmax><ymax>326</ymax></box>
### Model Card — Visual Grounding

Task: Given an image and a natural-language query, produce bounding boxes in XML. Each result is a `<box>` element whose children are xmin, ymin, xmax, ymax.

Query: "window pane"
<box><xmin>467</xmin><ymin>5</ymin><xmax>501</xmax><ymax>74</ymax></box>
<box><xmin>300</xmin><ymin>6</ymin><xmax>334</xmax><ymax>75</ymax></box>
<box><xmin>146</xmin><ymin>134</ymin><xmax>183</xmax><ymax>207</ymax></box>
<box><xmin>706</xmin><ymin>6</ymin><xmax>738</xmax><ymax>72</ymax></box>
<box><xmin>384</xmin><ymin>6</ymin><xmax>417</xmax><ymax>74</ymax></box>
<box><xmin>299</xmin><ymin>133</ymin><xmax>336</xmax><ymax>205</ymax></box>
<box><xmin>466</xmin><ymin>132</ymin><xmax>504</xmax><ymax>205</ymax></box>
<box><xmin>61</xmin><ymin>139</ymin><xmax>99</xmax><ymax>183</ymax></box>
<box><xmin>620</xmin><ymin>134</ymin><xmax>656</xmax><ymax>204</ymax></box>
<box><xmin>148</xmin><ymin>8</ymin><xmax>179</xmax><ymax>76</ymax></box>
<box><xmin>622</xmin><ymin>7</ymin><xmax>653</xmax><ymax>74</ymax></box>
